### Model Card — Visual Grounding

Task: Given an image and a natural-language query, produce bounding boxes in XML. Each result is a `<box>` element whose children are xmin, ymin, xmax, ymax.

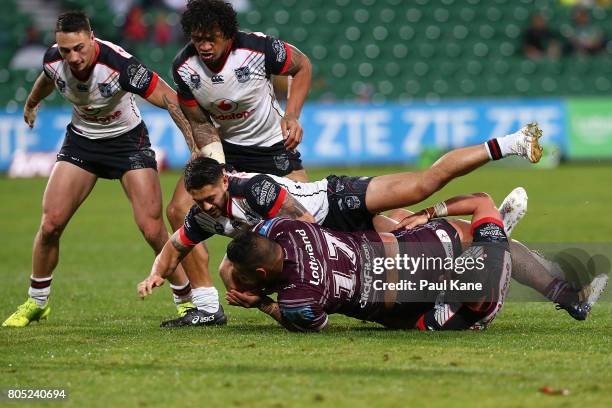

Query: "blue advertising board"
<box><xmin>0</xmin><ymin>99</ymin><xmax>568</xmax><ymax>171</ymax></box>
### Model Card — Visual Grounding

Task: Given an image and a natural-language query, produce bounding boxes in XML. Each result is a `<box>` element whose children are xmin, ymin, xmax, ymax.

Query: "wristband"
<box><xmin>432</xmin><ymin>201</ymin><xmax>448</xmax><ymax>218</ymax></box>
<box><xmin>198</xmin><ymin>142</ymin><xmax>226</xmax><ymax>164</ymax></box>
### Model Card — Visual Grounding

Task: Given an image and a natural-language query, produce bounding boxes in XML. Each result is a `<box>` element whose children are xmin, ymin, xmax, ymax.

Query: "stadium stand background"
<box><xmin>2</xmin><ymin>0</ymin><xmax>612</xmax><ymax>111</ymax></box>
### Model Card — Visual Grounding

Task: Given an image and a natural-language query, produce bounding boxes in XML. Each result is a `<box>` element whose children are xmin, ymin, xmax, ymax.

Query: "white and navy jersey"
<box><xmin>43</xmin><ymin>39</ymin><xmax>158</xmax><ymax>139</ymax></box>
<box><xmin>178</xmin><ymin>172</ymin><xmax>329</xmax><ymax>245</ymax></box>
<box><xmin>172</xmin><ymin>31</ymin><xmax>291</xmax><ymax>147</ymax></box>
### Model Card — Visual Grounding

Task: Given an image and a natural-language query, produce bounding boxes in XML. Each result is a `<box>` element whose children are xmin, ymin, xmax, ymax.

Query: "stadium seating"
<box><xmin>3</xmin><ymin>0</ymin><xmax>612</xmax><ymax>107</ymax></box>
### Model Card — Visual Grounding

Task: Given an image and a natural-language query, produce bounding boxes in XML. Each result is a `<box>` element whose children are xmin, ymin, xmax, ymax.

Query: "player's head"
<box><xmin>184</xmin><ymin>157</ymin><xmax>229</xmax><ymax>217</ymax></box>
<box><xmin>55</xmin><ymin>11</ymin><xmax>95</xmax><ymax>73</ymax></box>
<box><xmin>181</xmin><ymin>0</ymin><xmax>238</xmax><ymax>65</ymax></box>
<box><xmin>227</xmin><ymin>231</ymin><xmax>282</xmax><ymax>288</ymax></box>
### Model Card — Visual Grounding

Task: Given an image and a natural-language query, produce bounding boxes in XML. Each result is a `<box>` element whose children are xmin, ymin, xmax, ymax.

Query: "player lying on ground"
<box><xmin>223</xmin><ymin>193</ymin><xmax>607</xmax><ymax>331</ymax></box>
<box><xmin>224</xmin><ymin>193</ymin><xmax>512</xmax><ymax>331</ymax></box>
<box><xmin>1</xmin><ymin>11</ymin><xmax>218</xmax><ymax>327</ymax></box>
<box><xmin>136</xmin><ymin>123</ymin><xmax>542</xmax><ymax>326</ymax></box>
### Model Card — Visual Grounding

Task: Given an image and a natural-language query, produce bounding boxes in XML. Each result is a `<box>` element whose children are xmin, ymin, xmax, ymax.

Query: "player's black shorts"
<box><xmin>221</xmin><ymin>140</ymin><xmax>303</xmax><ymax>177</ymax></box>
<box><xmin>322</xmin><ymin>175</ymin><xmax>374</xmax><ymax>232</ymax></box>
<box><xmin>57</xmin><ymin>121</ymin><xmax>157</xmax><ymax>180</ymax></box>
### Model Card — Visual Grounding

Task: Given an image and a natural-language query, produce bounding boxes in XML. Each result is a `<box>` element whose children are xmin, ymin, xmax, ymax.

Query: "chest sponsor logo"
<box><xmin>56</xmin><ymin>78</ymin><xmax>66</xmax><ymax>93</ymax></box>
<box><xmin>127</xmin><ymin>63</ymin><xmax>152</xmax><ymax>90</ymax></box>
<box><xmin>234</xmin><ymin>66</ymin><xmax>251</xmax><ymax>83</ymax></box>
<box><xmin>190</xmin><ymin>73</ymin><xmax>201</xmax><ymax>89</ymax></box>
<box><xmin>212</xmin><ymin>99</ymin><xmax>238</xmax><ymax>113</ymax></box>
<box><xmin>272</xmin><ymin>39</ymin><xmax>287</xmax><ymax>63</ymax></box>
<box><xmin>77</xmin><ymin>83</ymin><xmax>89</xmax><ymax>92</ymax></box>
<box><xmin>97</xmin><ymin>83</ymin><xmax>114</xmax><ymax>97</ymax></box>
<box><xmin>211</xmin><ymin>74</ymin><xmax>224</xmax><ymax>84</ymax></box>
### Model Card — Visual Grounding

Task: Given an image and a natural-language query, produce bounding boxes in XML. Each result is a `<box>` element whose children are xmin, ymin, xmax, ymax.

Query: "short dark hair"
<box><xmin>181</xmin><ymin>0</ymin><xmax>238</xmax><ymax>39</ymax></box>
<box><xmin>55</xmin><ymin>11</ymin><xmax>91</xmax><ymax>33</ymax></box>
<box><xmin>184</xmin><ymin>156</ymin><xmax>225</xmax><ymax>191</ymax></box>
<box><xmin>227</xmin><ymin>231</ymin><xmax>269</xmax><ymax>268</ymax></box>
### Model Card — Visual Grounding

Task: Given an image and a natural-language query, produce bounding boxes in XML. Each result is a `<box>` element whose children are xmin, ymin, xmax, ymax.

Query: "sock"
<box><xmin>484</xmin><ymin>139</ymin><xmax>502</xmax><ymax>160</ymax></box>
<box><xmin>191</xmin><ymin>286</ymin><xmax>220</xmax><ymax>313</ymax></box>
<box><xmin>544</xmin><ymin>278</ymin><xmax>575</xmax><ymax>305</ymax></box>
<box><xmin>28</xmin><ymin>276</ymin><xmax>52</xmax><ymax>308</ymax></box>
<box><xmin>170</xmin><ymin>281</ymin><xmax>192</xmax><ymax>305</ymax></box>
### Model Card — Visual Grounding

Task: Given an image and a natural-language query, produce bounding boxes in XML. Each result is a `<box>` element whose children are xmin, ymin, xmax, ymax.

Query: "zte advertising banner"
<box><xmin>0</xmin><ymin>99</ymin><xmax>568</xmax><ymax>171</ymax></box>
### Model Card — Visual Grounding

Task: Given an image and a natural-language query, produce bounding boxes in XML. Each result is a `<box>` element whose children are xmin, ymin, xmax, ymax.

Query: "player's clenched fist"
<box><xmin>137</xmin><ymin>275</ymin><xmax>165</xmax><ymax>299</ymax></box>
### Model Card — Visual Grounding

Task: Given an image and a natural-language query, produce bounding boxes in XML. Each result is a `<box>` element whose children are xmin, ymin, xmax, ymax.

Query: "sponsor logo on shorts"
<box><xmin>234</xmin><ymin>66</ymin><xmax>251</xmax><ymax>83</ymax></box>
<box><xmin>127</xmin><ymin>64</ymin><xmax>152</xmax><ymax>90</ymax></box>
<box><xmin>211</xmin><ymin>74</ymin><xmax>224</xmax><ymax>84</ymax></box>
<box><xmin>272</xmin><ymin>39</ymin><xmax>287</xmax><ymax>63</ymax></box>
<box><xmin>344</xmin><ymin>196</ymin><xmax>361</xmax><ymax>210</ymax></box>
<box><xmin>190</xmin><ymin>73</ymin><xmax>201</xmax><ymax>89</ymax></box>
<box><xmin>273</xmin><ymin>154</ymin><xmax>290</xmax><ymax>171</ymax></box>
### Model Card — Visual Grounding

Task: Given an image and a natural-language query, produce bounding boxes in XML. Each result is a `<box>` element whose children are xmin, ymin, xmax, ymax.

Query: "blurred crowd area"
<box><xmin>2</xmin><ymin>0</ymin><xmax>612</xmax><ymax>110</ymax></box>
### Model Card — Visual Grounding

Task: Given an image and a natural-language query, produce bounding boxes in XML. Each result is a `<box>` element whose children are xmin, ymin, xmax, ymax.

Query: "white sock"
<box><xmin>497</xmin><ymin>133</ymin><xmax>518</xmax><ymax>157</ymax></box>
<box><xmin>170</xmin><ymin>281</ymin><xmax>192</xmax><ymax>305</ymax></box>
<box><xmin>28</xmin><ymin>276</ymin><xmax>52</xmax><ymax>308</ymax></box>
<box><xmin>191</xmin><ymin>286</ymin><xmax>220</xmax><ymax>313</ymax></box>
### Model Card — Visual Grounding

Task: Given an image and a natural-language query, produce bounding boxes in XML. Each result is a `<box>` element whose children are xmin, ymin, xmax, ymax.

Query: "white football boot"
<box><xmin>498</xmin><ymin>187</ymin><xmax>528</xmax><ymax>236</ymax></box>
<box><xmin>506</xmin><ymin>122</ymin><xmax>544</xmax><ymax>163</ymax></box>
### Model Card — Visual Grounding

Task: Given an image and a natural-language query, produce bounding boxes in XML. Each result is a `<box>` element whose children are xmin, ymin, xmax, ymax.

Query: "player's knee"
<box><xmin>39</xmin><ymin>214</ymin><xmax>67</xmax><ymax>242</ymax></box>
<box><xmin>138</xmin><ymin>220</ymin><xmax>167</xmax><ymax>248</ymax></box>
<box><xmin>473</xmin><ymin>192</ymin><xmax>493</xmax><ymax>204</ymax></box>
<box><xmin>166</xmin><ymin>201</ymin><xmax>187</xmax><ymax>230</ymax></box>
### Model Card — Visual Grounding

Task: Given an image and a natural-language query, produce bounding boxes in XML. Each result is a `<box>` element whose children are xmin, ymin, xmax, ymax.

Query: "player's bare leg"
<box><xmin>285</xmin><ymin>168</ymin><xmax>308</xmax><ymax>182</ymax></box>
<box><xmin>121</xmin><ymin>169</ymin><xmax>193</xmax><ymax>312</ymax></box>
<box><xmin>166</xmin><ymin>177</ymin><xmax>221</xmax><ymax>315</ymax></box>
<box><xmin>365</xmin><ymin>123</ymin><xmax>543</xmax><ymax>213</ymax></box>
<box><xmin>3</xmin><ymin>162</ymin><xmax>97</xmax><ymax>327</ymax></box>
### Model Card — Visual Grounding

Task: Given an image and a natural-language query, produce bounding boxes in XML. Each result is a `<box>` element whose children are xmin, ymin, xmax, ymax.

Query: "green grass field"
<box><xmin>1</xmin><ymin>165</ymin><xmax>611</xmax><ymax>407</ymax></box>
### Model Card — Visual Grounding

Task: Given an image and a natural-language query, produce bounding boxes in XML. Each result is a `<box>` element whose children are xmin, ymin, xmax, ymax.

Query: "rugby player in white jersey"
<box><xmin>2</xmin><ymin>11</ymin><xmax>223</xmax><ymax>327</ymax></box>
<box><xmin>158</xmin><ymin>0</ymin><xmax>313</xmax><ymax>324</ymax></box>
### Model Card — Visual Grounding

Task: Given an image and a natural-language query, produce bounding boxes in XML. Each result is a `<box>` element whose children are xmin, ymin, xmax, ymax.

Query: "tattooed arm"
<box><xmin>180</xmin><ymin>102</ymin><xmax>226</xmax><ymax>163</ymax></box>
<box><xmin>277</xmin><ymin>192</ymin><xmax>316</xmax><ymax>223</ymax></box>
<box><xmin>279</xmin><ymin>44</ymin><xmax>312</xmax><ymax>150</ymax></box>
<box><xmin>163</xmin><ymin>94</ymin><xmax>196</xmax><ymax>153</ymax></box>
<box><xmin>137</xmin><ymin>231</ymin><xmax>194</xmax><ymax>298</ymax></box>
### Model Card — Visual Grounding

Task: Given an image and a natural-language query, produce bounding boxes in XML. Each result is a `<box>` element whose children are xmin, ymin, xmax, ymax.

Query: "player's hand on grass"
<box><xmin>396</xmin><ymin>210</ymin><xmax>429</xmax><ymax>229</ymax></box>
<box><xmin>137</xmin><ymin>275</ymin><xmax>165</xmax><ymax>299</ymax></box>
<box><xmin>225</xmin><ymin>289</ymin><xmax>262</xmax><ymax>308</ymax></box>
<box><xmin>281</xmin><ymin>113</ymin><xmax>303</xmax><ymax>150</ymax></box>
<box><xmin>23</xmin><ymin>103</ymin><xmax>39</xmax><ymax>128</ymax></box>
